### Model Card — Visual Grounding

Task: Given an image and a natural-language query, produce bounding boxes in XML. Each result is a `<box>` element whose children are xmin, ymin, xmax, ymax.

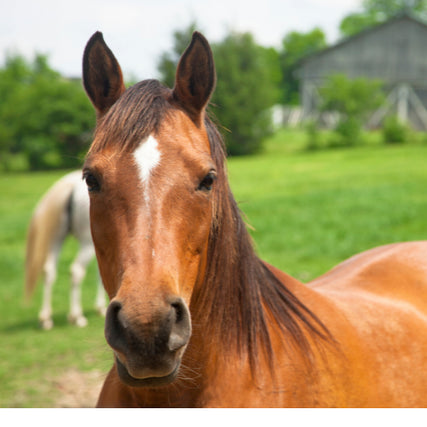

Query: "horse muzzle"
<box><xmin>104</xmin><ymin>297</ymin><xmax>191</xmax><ymax>387</ymax></box>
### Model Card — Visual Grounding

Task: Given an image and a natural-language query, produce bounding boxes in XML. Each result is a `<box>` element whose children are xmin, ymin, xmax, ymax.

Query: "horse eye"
<box><xmin>84</xmin><ymin>172</ymin><xmax>100</xmax><ymax>192</ymax></box>
<box><xmin>198</xmin><ymin>172</ymin><xmax>216</xmax><ymax>192</ymax></box>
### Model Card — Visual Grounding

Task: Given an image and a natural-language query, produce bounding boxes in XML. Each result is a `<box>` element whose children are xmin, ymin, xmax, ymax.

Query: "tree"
<box><xmin>340</xmin><ymin>0</ymin><xmax>427</xmax><ymax>37</ymax></box>
<box><xmin>211</xmin><ymin>32</ymin><xmax>281</xmax><ymax>155</ymax></box>
<box><xmin>0</xmin><ymin>54</ymin><xmax>94</xmax><ymax>170</ymax></box>
<box><xmin>319</xmin><ymin>74</ymin><xmax>384</xmax><ymax>145</ymax></box>
<box><xmin>158</xmin><ymin>27</ymin><xmax>281</xmax><ymax>155</ymax></box>
<box><xmin>280</xmin><ymin>28</ymin><xmax>327</xmax><ymax>104</ymax></box>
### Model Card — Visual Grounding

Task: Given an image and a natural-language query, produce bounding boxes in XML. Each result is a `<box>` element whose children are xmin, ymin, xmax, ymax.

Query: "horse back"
<box><xmin>310</xmin><ymin>241</ymin><xmax>427</xmax><ymax>309</ymax></box>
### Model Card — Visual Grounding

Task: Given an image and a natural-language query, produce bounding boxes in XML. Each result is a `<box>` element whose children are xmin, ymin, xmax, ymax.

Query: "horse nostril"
<box><xmin>172</xmin><ymin>301</ymin><xmax>184</xmax><ymax>323</ymax></box>
<box><xmin>105</xmin><ymin>300</ymin><xmax>127</xmax><ymax>353</ymax></box>
<box><xmin>171</xmin><ymin>299</ymin><xmax>189</xmax><ymax>325</ymax></box>
<box><xmin>168</xmin><ymin>298</ymin><xmax>191</xmax><ymax>352</ymax></box>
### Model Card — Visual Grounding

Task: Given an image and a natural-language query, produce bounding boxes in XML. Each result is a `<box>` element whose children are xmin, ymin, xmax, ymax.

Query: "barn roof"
<box><xmin>296</xmin><ymin>11</ymin><xmax>427</xmax><ymax>74</ymax></box>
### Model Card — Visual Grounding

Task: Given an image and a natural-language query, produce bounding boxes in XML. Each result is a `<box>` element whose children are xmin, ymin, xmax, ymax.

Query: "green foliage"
<box><xmin>319</xmin><ymin>74</ymin><xmax>384</xmax><ymax>146</ymax></box>
<box><xmin>320</xmin><ymin>74</ymin><xmax>384</xmax><ymax>117</ymax></box>
<box><xmin>340</xmin><ymin>0</ymin><xmax>427</xmax><ymax>37</ymax></box>
<box><xmin>340</xmin><ymin>13</ymin><xmax>379</xmax><ymax>37</ymax></box>
<box><xmin>280</xmin><ymin>28</ymin><xmax>327</xmax><ymax>104</ymax></box>
<box><xmin>0</xmin><ymin>54</ymin><xmax>94</xmax><ymax>170</ymax></box>
<box><xmin>333</xmin><ymin>117</ymin><xmax>364</xmax><ymax>146</ymax></box>
<box><xmin>382</xmin><ymin>115</ymin><xmax>410</xmax><ymax>143</ymax></box>
<box><xmin>211</xmin><ymin>32</ymin><xmax>281</xmax><ymax>155</ymax></box>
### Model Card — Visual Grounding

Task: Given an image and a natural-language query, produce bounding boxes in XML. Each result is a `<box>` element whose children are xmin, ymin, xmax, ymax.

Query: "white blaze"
<box><xmin>133</xmin><ymin>135</ymin><xmax>161</xmax><ymax>201</ymax></box>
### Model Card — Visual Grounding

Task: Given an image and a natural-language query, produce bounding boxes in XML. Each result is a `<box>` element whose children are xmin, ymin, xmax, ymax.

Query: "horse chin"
<box><xmin>115</xmin><ymin>356</ymin><xmax>180</xmax><ymax>388</ymax></box>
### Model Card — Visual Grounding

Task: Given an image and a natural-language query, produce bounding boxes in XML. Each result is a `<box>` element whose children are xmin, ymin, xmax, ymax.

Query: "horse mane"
<box><xmin>191</xmin><ymin>117</ymin><xmax>332</xmax><ymax>373</ymax></box>
<box><xmin>90</xmin><ymin>79</ymin><xmax>332</xmax><ymax>373</ymax></box>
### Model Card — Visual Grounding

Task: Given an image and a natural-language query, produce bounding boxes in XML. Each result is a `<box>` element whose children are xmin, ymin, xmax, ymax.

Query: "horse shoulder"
<box><xmin>306</xmin><ymin>241</ymin><xmax>427</xmax><ymax>406</ymax></box>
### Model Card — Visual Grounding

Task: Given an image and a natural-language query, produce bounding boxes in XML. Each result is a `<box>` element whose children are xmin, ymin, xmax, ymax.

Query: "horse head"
<box><xmin>82</xmin><ymin>31</ymin><xmax>216</xmax><ymax>387</ymax></box>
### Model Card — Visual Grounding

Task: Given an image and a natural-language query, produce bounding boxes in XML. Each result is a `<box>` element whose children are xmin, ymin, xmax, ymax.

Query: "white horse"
<box><xmin>25</xmin><ymin>170</ymin><xmax>106</xmax><ymax>329</ymax></box>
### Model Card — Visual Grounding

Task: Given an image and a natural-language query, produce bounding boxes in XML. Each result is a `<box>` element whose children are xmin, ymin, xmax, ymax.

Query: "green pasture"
<box><xmin>1</xmin><ymin>129</ymin><xmax>427</xmax><ymax>407</ymax></box>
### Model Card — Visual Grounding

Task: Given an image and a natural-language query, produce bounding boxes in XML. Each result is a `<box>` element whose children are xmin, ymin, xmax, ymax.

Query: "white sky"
<box><xmin>0</xmin><ymin>0</ymin><xmax>362</xmax><ymax>80</ymax></box>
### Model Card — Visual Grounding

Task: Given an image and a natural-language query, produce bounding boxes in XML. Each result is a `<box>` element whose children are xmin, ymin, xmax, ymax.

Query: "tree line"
<box><xmin>0</xmin><ymin>0</ymin><xmax>425</xmax><ymax>170</ymax></box>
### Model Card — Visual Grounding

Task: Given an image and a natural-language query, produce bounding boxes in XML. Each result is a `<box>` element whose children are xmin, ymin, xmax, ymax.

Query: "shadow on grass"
<box><xmin>1</xmin><ymin>309</ymin><xmax>103</xmax><ymax>334</ymax></box>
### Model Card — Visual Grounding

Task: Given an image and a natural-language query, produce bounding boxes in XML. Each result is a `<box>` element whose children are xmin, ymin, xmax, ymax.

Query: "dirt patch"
<box><xmin>52</xmin><ymin>368</ymin><xmax>104</xmax><ymax>408</ymax></box>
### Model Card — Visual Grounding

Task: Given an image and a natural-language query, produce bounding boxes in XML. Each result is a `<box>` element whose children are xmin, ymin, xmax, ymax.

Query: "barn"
<box><xmin>295</xmin><ymin>11</ymin><xmax>427</xmax><ymax>130</ymax></box>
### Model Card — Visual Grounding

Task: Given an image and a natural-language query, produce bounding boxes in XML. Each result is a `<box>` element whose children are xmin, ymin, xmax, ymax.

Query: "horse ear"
<box><xmin>83</xmin><ymin>32</ymin><xmax>126</xmax><ymax>118</ymax></box>
<box><xmin>172</xmin><ymin>32</ymin><xmax>216</xmax><ymax>125</ymax></box>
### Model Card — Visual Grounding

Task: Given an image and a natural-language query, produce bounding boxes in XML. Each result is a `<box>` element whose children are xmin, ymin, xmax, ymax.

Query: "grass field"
<box><xmin>1</xmin><ymin>128</ymin><xmax>427</xmax><ymax>407</ymax></box>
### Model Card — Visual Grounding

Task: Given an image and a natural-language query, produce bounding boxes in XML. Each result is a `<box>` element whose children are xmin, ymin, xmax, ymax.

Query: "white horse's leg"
<box><xmin>39</xmin><ymin>243</ymin><xmax>62</xmax><ymax>330</ymax></box>
<box><xmin>67</xmin><ymin>176</ymin><xmax>106</xmax><ymax>323</ymax></box>
<box><xmin>68</xmin><ymin>243</ymin><xmax>94</xmax><ymax>327</ymax></box>
<box><xmin>94</xmin><ymin>269</ymin><xmax>107</xmax><ymax>316</ymax></box>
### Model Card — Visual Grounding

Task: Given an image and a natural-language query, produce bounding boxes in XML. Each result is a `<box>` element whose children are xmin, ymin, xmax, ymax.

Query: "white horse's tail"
<box><xmin>25</xmin><ymin>171</ymin><xmax>83</xmax><ymax>300</ymax></box>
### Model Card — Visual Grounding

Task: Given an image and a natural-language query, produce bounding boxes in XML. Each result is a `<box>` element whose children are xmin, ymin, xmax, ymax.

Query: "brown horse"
<box><xmin>82</xmin><ymin>31</ymin><xmax>427</xmax><ymax>407</ymax></box>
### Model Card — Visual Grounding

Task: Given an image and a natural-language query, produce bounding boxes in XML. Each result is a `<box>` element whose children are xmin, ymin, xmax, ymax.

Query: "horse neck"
<box><xmin>189</xmin><ymin>182</ymin><xmax>331</xmax><ymax>378</ymax></box>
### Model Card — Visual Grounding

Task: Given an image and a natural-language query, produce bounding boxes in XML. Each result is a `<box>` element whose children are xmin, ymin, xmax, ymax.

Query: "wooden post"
<box><xmin>301</xmin><ymin>82</ymin><xmax>319</xmax><ymax>120</ymax></box>
<box><xmin>368</xmin><ymin>86</ymin><xmax>397</xmax><ymax>128</ymax></box>
<box><xmin>407</xmin><ymin>85</ymin><xmax>427</xmax><ymax>130</ymax></box>
<box><xmin>397</xmin><ymin>83</ymin><xmax>409</xmax><ymax>124</ymax></box>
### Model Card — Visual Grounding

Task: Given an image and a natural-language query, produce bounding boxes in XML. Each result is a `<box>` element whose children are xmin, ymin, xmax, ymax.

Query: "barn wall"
<box><xmin>296</xmin><ymin>15</ymin><xmax>427</xmax><ymax>129</ymax></box>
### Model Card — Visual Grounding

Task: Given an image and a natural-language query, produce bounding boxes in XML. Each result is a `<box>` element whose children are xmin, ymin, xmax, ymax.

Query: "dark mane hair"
<box><xmin>90</xmin><ymin>79</ymin><xmax>332</xmax><ymax>373</ymax></box>
<box><xmin>191</xmin><ymin>118</ymin><xmax>332</xmax><ymax>373</ymax></box>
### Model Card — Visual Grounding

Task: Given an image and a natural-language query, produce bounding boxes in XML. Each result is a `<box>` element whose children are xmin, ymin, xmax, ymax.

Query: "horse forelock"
<box><xmin>89</xmin><ymin>79</ymin><xmax>171</xmax><ymax>155</ymax></box>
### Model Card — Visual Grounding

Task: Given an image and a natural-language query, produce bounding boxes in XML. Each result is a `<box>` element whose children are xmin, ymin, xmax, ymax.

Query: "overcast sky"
<box><xmin>1</xmin><ymin>0</ymin><xmax>362</xmax><ymax>80</ymax></box>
